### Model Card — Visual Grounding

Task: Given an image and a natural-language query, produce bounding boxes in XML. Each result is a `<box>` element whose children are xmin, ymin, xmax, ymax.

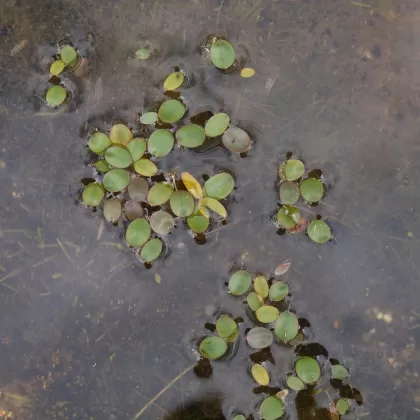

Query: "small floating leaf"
<box><xmin>247</xmin><ymin>292</ymin><xmax>263</xmax><ymax>311</ymax></box>
<box><xmin>134</xmin><ymin>159</ymin><xmax>158</xmax><ymax>177</ymax></box>
<box><xmin>280</xmin><ymin>182</ymin><xmax>300</xmax><ymax>205</ymax></box>
<box><xmin>158</xmin><ymin>99</ymin><xmax>186</xmax><ymax>124</ymax></box>
<box><xmin>204</xmin><ymin>172</ymin><xmax>234</xmax><ymax>199</ymax></box>
<box><xmin>60</xmin><ymin>45</ymin><xmax>77</xmax><ymax>64</ymax></box>
<box><xmin>103</xmin><ymin>198</ymin><xmax>121</xmax><ymax>222</ymax></box>
<box><xmin>274</xmin><ymin>311</ymin><xmax>299</xmax><ymax>342</ymax></box>
<box><xmin>331</xmin><ymin>365</ymin><xmax>349</xmax><ymax>380</ymax></box>
<box><xmin>251</xmin><ymin>364</ymin><xmax>270</xmax><ymax>386</ymax></box>
<box><xmin>135</xmin><ymin>47</ymin><xmax>150</xmax><ymax>60</ymax></box>
<box><xmin>127</xmin><ymin>138</ymin><xmax>147</xmax><ymax>161</ymax></box>
<box><xmin>228</xmin><ymin>270</ymin><xmax>251</xmax><ymax>296</ymax></box>
<box><xmin>216</xmin><ymin>315</ymin><xmax>238</xmax><ymax>342</ymax></box>
<box><xmin>102</xmin><ymin>169</ymin><xmax>131</xmax><ymax>192</ymax></box>
<box><xmin>150</xmin><ymin>211</ymin><xmax>175</xmax><ymax>235</ymax></box>
<box><xmin>163</xmin><ymin>71</ymin><xmax>185</xmax><ymax>91</ymax></box>
<box><xmin>140</xmin><ymin>112</ymin><xmax>158</xmax><ymax>125</ymax></box>
<box><xmin>140</xmin><ymin>238</ymin><xmax>163</xmax><ymax>262</ymax></box>
<box><xmin>128</xmin><ymin>177</ymin><xmax>148</xmax><ymax>201</ymax></box>
<box><xmin>170</xmin><ymin>190</ymin><xmax>195</xmax><ymax>217</ymax></box>
<box><xmin>187</xmin><ymin>214</ymin><xmax>209</xmax><ymax>233</ymax></box>
<box><xmin>286</xmin><ymin>376</ymin><xmax>304</xmax><ymax>391</ymax></box>
<box><xmin>94</xmin><ymin>160</ymin><xmax>110</xmax><ymax>173</ymax></box>
<box><xmin>307</xmin><ymin>220</ymin><xmax>332</xmax><ymax>244</ymax></box>
<box><xmin>233</xmin><ymin>415</ymin><xmax>246</xmax><ymax>420</ymax></box>
<box><xmin>256</xmin><ymin>306</ymin><xmax>280</xmax><ymax>324</ymax></box>
<box><xmin>246</xmin><ymin>327</ymin><xmax>273</xmax><ymax>349</ymax></box>
<box><xmin>254</xmin><ymin>275</ymin><xmax>269</xmax><ymax>298</ymax></box>
<box><xmin>198</xmin><ymin>197</ymin><xmax>227</xmax><ymax>219</ymax></box>
<box><xmin>181</xmin><ymin>172</ymin><xmax>203</xmax><ymax>199</ymax></box>
<box><xmin>199</xmin><ymin>336</ymin><xmax>227</xmax><ymax>360</ymax></box>
<box><xmin>123</xmin><ymin>200</ymin><xmax>144</xmax><ymax>221</ymax></box>
<box><xmin>109</xmin><ymin>124</ymin><xmax>132</xmax><ymax>146</ymax></box>
<box><xmin>46</xmin><ymin>85</ymin><xmax>67</xmax><ymax>107</ymax></box>
<box><xmin>276</xmin><ymin>206</ymin><xmax>300</xmax><ymax>229</ymax></box>
<box><xmin>295</xmin><ymin>357</ymin><xmax>321</xmax><ymax>384</ymax></box>
<box><xmin>259</xmin><ymin>396</ymin><xmax>284</xmax><ymax>420</ymax></box>
<box><xmin>281</xmin><ymin>159</ymin><xmax>305</xmax><ymax>181</ymax></box>
<box><xmin>198</xmin><ymin>205</ymin><xmax>210</xmax><ymax>218</ymax></box>
<box><xmin>105</xmin><ymin>145</ymin><xmax>133</xmax><ymax>168</ymax></box>
<box><xmin>205</xmin><ymin>113</ymin><xmax>230</xmax><ymax>137</ymax></box>
<box><xmin>269</xmin><ymin>281</ymin><xmax>289</xmax><ymax>302</ymax></box>
<box><xmin>125</xmin><ymin>218</ymin><xmax>151</xmax><ymax>248</ymax></box>
<box><xmin>82</xmin><ymin>183</ymin><xmax>104</xmax><ymax>207</ymax></box>
<box><xmin>176</xmin><ymin>124</ymin><xmax>206</xmax><ymax>148</ymax></box>
<box><xmin>300</xmin><ymin>178</ymin><xmax>324</xmax><ymax>203</ymax></box>
<box><xmin>210</xmin><ymin>39</ymin><xmax>235</xmax><ymax>70</ymax></box>
<box><xmin>148</xmin><ymin>129</ymin><xmax>174</xmax><ymax>157</ymax></box>
<box><xmin>222</xmin><ymin>126</ymin><xmax>252</xmax><ymax>153</ymax></box>
<box><xmin>336</xmin><ymin>399</ymin><xmax>350</xmax><ymax>415</ymax></box>
<box><xmin>50</xmin><ymin>60</ymin><xmax>65</xmax><ymax>75</ymax></box>
<box><xmin>88</xmin><ymin>132</ymin><xmax>111</xmax><ymax>154</ymax></box>
<box><xmin>147</xmin><ymin>183</ymin><xmax>174</xmax><ymax>206</ymax></box>
<box><xmin>240</xmin><ymin>67</ymin><xmax>255</xmax><ymax>78</ymax></box>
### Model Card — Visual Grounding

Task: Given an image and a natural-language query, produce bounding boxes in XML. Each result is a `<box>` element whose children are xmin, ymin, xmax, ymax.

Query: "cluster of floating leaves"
<box><xmin>197</xmin><ymin>265</ymin><xmax>356</xmax><ymax>419</ymax></box>
<box><xmin>276</xmin><ymin>157</ymin><xmax>332</xmax><ymax>244</ymax></box>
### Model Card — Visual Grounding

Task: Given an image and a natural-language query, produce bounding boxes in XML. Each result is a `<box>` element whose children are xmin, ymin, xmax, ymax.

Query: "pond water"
<box><xmin>1</xmin><ymin>0</ymin><xmax>420</xmax><ymax>419</ymax></box>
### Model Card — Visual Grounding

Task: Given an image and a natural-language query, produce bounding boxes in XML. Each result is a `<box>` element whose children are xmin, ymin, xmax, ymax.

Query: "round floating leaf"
<box><xmin>124</xmin><ymin>200</ymin><xmax>144</xmax><ymax>221</ymax></box>
<box><xmin>60</xmin><ymin>45</ymin><xmax>77</xmax><ymax>64</ymax></box>
<box><xmin>170</xmin><ymin>190</ymin><xmax>195</xmax><ymax>217</ymax></box>
<box><xmin>94</xmin><ymin>160</ymin><xmax>110</xmax><ymax>173</ymax></box>
<box><xmin>163</xmin><ymin>71</ymin><xmax>184</xmax><ymax>91</ymax></box>
<box><xmin>256</xmin><ymin>306</ymin><xmax>280</xmax><ymax>324</ymax></box>
<box><xmin>251</xmin><ymin>364</ymin><xmax>270</xmax><ymax>386</ymax></box>
<box><xmin>254</xmin><ymin>275</ymin><xmax>269</xmax><ymax>299</ymax></box>
<box><xmin>205</xmin><ymin>113</ymin><xmax>230</xmax><ymax>137</ymax></box>
<box><xmin>240</xmin><ymin>67</ymin><xmax>255</xmax><ymax>78</ymax></box>
<box><xmin>82</xmin><ymin>183</ymin><xmax>104</xmax><ymax>207</ymax></box>
<box><xmin>134</xmin><ymin>159</ymin><xmax>158</xmax><ymax>177</ymax></box>
<box><xmin>50</xmin><ymin>60</ymin><xmax>65</xmax><ymax>75</ymax></box>
<box><xmin>233</xmin><ymin>415</ymin><xmax>245</xmax><ymax>420</ymax></box>
<box><xmin>140</xmin><ymin>238</ymin><xmax>163</xmax><ymax>262</ymax></box>
<box><xmin>127</xmin><ymin>138</ymin><xmax>147</xmax><ymax>161</ymax></box>
<box><xmin>246</xmin><ymin>327</ymin><xmax>273</xmax><ymax>349</ymax></box>
<box><xmin>199</xmin><ymin>336</ymin><xmax>227</xmax><ymax>360</ymax></box>
<box><xmin>281</xmin><ymin>159</ymin><xmax>305</xmax><ymax>181</ymax></box>
<box><xmin>204</xmin><ymin>173</ymin><xmax>234</xmax><ymax>199</ymax></box>
<box><xmin>307</xmin><ymin>220</ymin><xmax>332</xmax><ymax>244</ymax></box>
<box><xmin>336</xmin><ymin>399</ymin><xmax>349</xmax><ymax>415</ymax></box>
<box><xmin>128</xmin><ymin>177</ymin><xmax>148</xmax><ymax>201</ymax></box>
<box><xmin>295</xmin><ymin>357</ymin><xmax>321</xmax><ymax>384</ymax></box>
<box><xmin>110</xmin><ymin>124</ymin><xmax>132</xmax><ymax>146</ymax></box>
<box><xmin>147</xmin><ymin>183</ymin><xmax>174</xmax><ymax>206</ymax></box>
<box><xmin>280</xmin><ymin>182</ymin><xmax>300</xmax><ymax>205</ymax></box>
<box><xmin>158</xmin><ymin>99</ymin><xmax>186</xmax><ymax>124</ymax></box>
<box><xmin>210</xmin><ymin>40</ymin><xmax>235</xmax><ymax>69</ymax></box>
<box><xmin>259</xmin><ymin>396</ymin><xmax>284</xmax><ymax>420</ymax></box>
<box><xmin>46</xmin><ymin>85</ymin><xmax>67</xmax><ymax>107</ymax></box>
<box><xmin>198</xmin><ymin>197</ymin><xmax>227</xmax><ymax>219</ymax></box>
<box><xmin>135</xmin><ymin>47</ymin><xmax>150</xmax><ymax>60</ymax></box>
<box><xmin>125</xmin><ymin>218</ymin><xmax>151</xmax><ymax>248</ymax></box>
<box><xmin>181</xmin><ymin>172</ymin><xmax>203</xmax><ymax>199</ymax></box>
<box><xmin>300</xmin><ymin>178</ymin><xmax>324</xmax><ymax>203</ymax></box>
<box><xmin>150</xmin><ymin>210</ymin><xmax>175</xmax><ymax>235</ymax></box>
<box><xmin>105</xmin><ymin>145</ymin><xmax>133</xmax><ymax>168</ymax></box>
<box><xmin>140</xmin><ymin>112</ymin><xmax>158</xmax><ymax>125</ymax></box>
<box><xmin>216</xmin><ymin>315</ymin><xmax>238</xmax><ymax>342</ymax></box>
<box><xmin>247</xmin><ymin>292</ymin><xmax>263</xmax><ymax>311</ymax></box>
<box><xmin>89</xmin><ymin>132</ymin><xmax>111</xmax><ymax>154</ymax></box>
<box><xmin>222</xmin><ymin>127</ymin><xmax>252</xmax><ymax>153</ymax></box>
<box><xmin>104</xmin><ymin>198</ymin><xmax>122</xmax><ymax>223</ymax></box>
<box><xmin>187</xmin><ymin>214</ymin><xmax>209</xmax><ymax>233</ymax></box>
<box><xmin>102</xmin><ymin>169</ymin><xmax>130</xmax><ymax>192</ymax></box>
<box><xmin>286</xmin><ymin>376</ymin><xmax>304</xmax><ymax>391</ymax></box>
<box><xmin>176</xmin><ymin>124</ymin><xmax>206</xmax><ymax>148</ymax></box>
<box><xmin>269</xmin><ymin>282</ymin><xmax>289</xmax><ymax>302</ymax></box>
<box><xmin>331</xmin><ymin>365</ymin><xmax>349</xmax><ymax>380</ymax></box>
<box><xmin>276</xmin><ymin>206</ymin><xmax>300</xmax><ymax>229</ymax></box>
<box><xmin>274</xmin><ymin>311</ymin><xmax>299</xmax><ymax>342</ymax></box>
<box><xmin>148</xmin><ymin>129</ymin><xmax>174</xmax><ymax>157</ymax></box>
<box><xmin>228</xmin><ymin>270</ymin><xmax>251</xmax><ymax>296</ymax></box>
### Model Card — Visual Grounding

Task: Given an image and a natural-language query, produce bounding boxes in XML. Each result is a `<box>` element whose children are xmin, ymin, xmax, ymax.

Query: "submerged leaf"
<box><xmin>300</xmin><ymin>178</ymin><xmax>324</xmax><ymax>203</ymax></box>
<box><xmin>110</xmin><ymin>124</ymin><xmax>132</xmax><ymax>146</ymax></box>
<box><xmin>139</xmin><ymin>112</ymin><xmax>158</xmax><ymax>125</ymax></box>
<box><xmin>256</xmin><ymin>306</ymin><xmax>280</xmax><ymax>324</ymax></box>
<box><xmin>163</xmin><ymin>71</ymin><xmax>185</xmax><ymax>91</ymax></box>
<box><xmin>307</xmin><ymin>220</ymin><xmax>332</xmax><ymax>244</ymax></box>
<box><xmin>125</xmin><ymin>218</ymin><xmax>151</xmax><ymax>248</ymax></box>
<box><xmin>246</xmin><ymin>327</ymin><xmax>273</xmax><ymax>349</ymax></box>
<box><xmin>82</xmin><ymin>183</ymin><xmax>104</xmax><ymax>207</ymax></box>
<box><xmin>158</xmin><ymin>99</ymin><xmax>186</xmax><ymax>123</ymax></box>
<box><xmin>102</xmin><ymin>169</ymin><xmax>131</xmax><ymax>192</ymax></box>
<box><xmin>228</xmin><ymin>270</ymin><xmax>251</xmax><ymax>296</ymax></box>
<box><xmin>46</xmin><ymin>85</ymin><xmax>67</xmax><ymax>107</ymax></box>
<box><xmin>210</xmin><ymin>40</ymin><xmax>235</xmax><ymax>69</ymax></box>
<box><xmin>251</xmin><ymin>364</ymin><xmax>270</xmax><ymax>386</ymax></box>
<box><xmin>140</xmin><ymin>238</ymin><xmax>163</xmax><ymax>262</ymax></box>
<box><xmin>222</xmin><ymin>126</ymin><xmax>252</xmax><ymax>153</ymax></box>
<box><xmin>295</xmin><ymin>357</ymin><xmax>321</xmax><ymax>384</ymax></box>
<box><xmin>88</xmin><ymin>132</ymin><xmax>111</xmax><ymax>154</ymax></box>
<box><xmin>135</xmin><ymin>47</ymin><xmax>150</xmax><ymax>60</ymax></box>
<box><xmin>134</xmin><ymin>159</ymin><xmax>158</xmax><ymax>177</ymax></box>
<box><xmin>199</xmin><ymin>336</ymin><xmax>227</xmax><ymax>360</ymax></box>
<box><xmin>205</xmin><ymin>113</ymin><xmax>230</xmax><ymax>137</ymax></box>
<box><xmin>331</xmin><ymin>365</ymin><xmax>349</xmax><ymax>380</ymax></box>
<box><xmin>259</xmin><ymin>396</ymin><xmax>284</xmax><ymax>420</ymax></box>
<box><xmin>204</xmin><ymin>172</ymin><xmax>234</xmax><ymax>199</ymax></box>
<box><xmin>148</xmin><ymin>129</ymin><xmax>174</xmax><ymax>157</ymax></box>
<box><xmin>147</xmin><ymin>183</ymin><xmax>174</xmax><ymax>206</ymax></box>
<box><xmin>150</xmin><ymin>210</ymin><xmax>175</xmax><ymax>235</ymax></box>
<box><xmin>274</xmin><ymin>311</ymin><xmax>299</xmax><ymax>342</ymax></box>
<box><xmin>198</xmin><ymin>197</ymin><xmax>227</xmax><ymax>219</ymax></box>
<box><xmin>181</xmin><ymin>172</ymin><xmax>203</xmax><ymax>199</ymax></box>
<box><xmin>176</xmin><ymin>124</ymin><xmax>206</xmax><ymax>148</ymax></box>
<box><xmin>170</xmin><ymin>190</ymin><xmax>195</xmax><ymax>217</ymax></box>
<box><xmin>187</xmin><ymin>214</ymin><xmax>209</xmax><ymax>233</ymax></box>
<box><xmin>103</xmin><ymin>198</ymin><xmax>122</xmax><ymax>222</ymax></box>
<box><xmin>216</xmin><ymin>315</ymin><xmax>238</xmax><ymax>342</ymax></box>
<box><xmin>336</xmin><ymin>398</ymin><xmax>349</xmax><ymax>415</ymax></box>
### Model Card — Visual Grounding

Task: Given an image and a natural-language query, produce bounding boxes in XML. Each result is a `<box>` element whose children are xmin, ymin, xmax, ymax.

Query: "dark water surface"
<box><xmin>1</xmin><ymin>0</ymin><xmax>420</xmax><ymax>419</ymax></box>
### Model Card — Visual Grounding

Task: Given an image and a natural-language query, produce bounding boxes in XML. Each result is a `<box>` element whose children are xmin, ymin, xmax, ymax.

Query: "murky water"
<box><xmin>1</xmin><ymin>0</ymin><xmax>420</xmax><ymax>419</ymax></box>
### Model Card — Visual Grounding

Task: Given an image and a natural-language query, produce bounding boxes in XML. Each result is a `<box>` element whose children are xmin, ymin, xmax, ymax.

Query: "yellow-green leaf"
<box><xmin>251</xmin><ymin>364</ymin><xmax>270</xmax><ymax>386</ymax></box>
<box><xmin>254</xmin><ymin>275</ymin><xmax>269</xmax><ymax>298</ymax></box>
<box><xmin>198</xmin><ymin>205</ymin><xmax>210</xmax><ymax>218</ymax></box>
<box><xmin>198</xmin><ymin>197</ymin><xmax>227</xmax><ymax>219</ymax></box>
<box><xmin>240</xmin><ymin>67</ymin><xmax>255</xmax><ymax>78</ymax></box>
<box><xmin>50</xmin><ymin>60</ymin><xmax>65</xmax><ymax>75</ymax></box>
<box><xmin>163</xmin><ymin>71</ymin><xmax>185</xmax><ymax>91</ymax></box>
<box><xmin>181</xmin><ymin>172</ymin><xmax>203</xmax><ymax>199</ymax></box>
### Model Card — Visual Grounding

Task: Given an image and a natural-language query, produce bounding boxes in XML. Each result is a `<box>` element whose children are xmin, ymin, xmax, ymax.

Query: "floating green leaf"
<box><xmin>170</xmin><ymin>190</ymin><xmax>195</xmax><ymax>217</ymax></box>
<box><xmin>163</xmin><ymin>71</ymin><xmax>185</xmax><ymax>91</ymax></box>
<box><xmin>123</xmin><ymin>200</ymin><xmax>144</xmax><ymax>221</ymax></box>
<box><xmin>88</xmin><ymin>132</ymin><xmax>111</xmax><ymax>154</ymax></box>
<box><xmin>295</xmin><ymin>357</ymin><xmax>321</xmax><ymax>384</ymax></box>
<box><xmin>150</xmin><ymin>211</ymin><xmax>175</xmax><ymax>235</ymax></box>
<box><xmin>216</xmin><ymin>315</ymin><xmax>238</xmax><ymax>342</ymax></box>
<box><xmin>181</xmin><ymin>172</ymin><xmax>203</xmax><ymax>199</ymax></box>
<box><xmin>286</xmin><ymin>376</ymin><xmax>304</xmax><ymax>391</ymax></box>
<box><xmin>210</xmin><ymin>39</ymin><xmax>235</xmax><ymax>69</ymax></box>
<box><xmin>94</xmin><ymin>160</ymin><xmax>110</xmax><ymax>173</ymax></box>
<box><xmin>134</xmin><ymin>159</ymin><xmax>158</xmax><ymax>177</ymax></box>
<box><xmin>254</xmin><ymin>275</ymin><xmax>269</xmax><ymax>298</ymax></box>
<box><xmin>259</xmin><ymin>396</ymin><xmax>284</xmax><ymax>420</ymax></box>
<box><xmin>176</xmin><ymin>124</ymin><xmax>206</xmax><ymax>148</ymax></box>
<box><xmin>251</xmin><ymin>364</ymin><xmax>270</xmax><ymax>386</ymax></box>
<box><xmin>199</xmin><ymin>336</ymin><xmax>227</xmax><ymax>360</ymax></box>
<box><xmin>135</xmin><ymin>47</ymin><xmax>150</xmax><ymax>60</ymax></box>
<box><xmin>46</xmin><ymin>85</ymin><xmax>67</xmax><ymax>107</ymax></box>
<box><xmin>336</xmin><ymin>398</ymin><xmax>349</xmax><ymax>415</ymax></box>
<box><xmin>60</xmin><ymin>45</ymin><xmax>77</xmax><ymax>64</ymax></box>
<box><xmin>246</xmin><ymin>327</ymin><xmax>273</xmax><ymax>349</ymax></box>
<box><xmin>147</xmin><ymin>183</ymin><xmax>174</xmax><ymax>206</ymax></box>
<box><xmin>280</xmin><ymin>159</ymin><xmax>305</xmax><ymax>181</ymax></box>
<box><xmin>102</xmin><ymin>169</ymin><xmax>130</xmax><ymax>192</ymax></box>
<box><xmin>222</xmin><ymin>127</ymin><xmax>252</xmax><ymax>153</ymax></box>
<box><xmin>125</xmin><ymin>218</ymin><xmax>151</xmax><ymax>248</ymax></box>
<box><xmin>140</xmin><ymin>238</ymin><xmax>163</xmax><ymax>262</ymax></box>
<box><xmin>279</xmin><ymin>182</ymin><xmax>300</xmax><ymax>205</ymax></box>
<box><xmin>158</xmin><ymin>99</ymin><xmax>186</xmax><ymax>123</ymax></box>
<box><xmin>233</xmin><ymin>415</ymin><xmax>245</xmax><ymax>420</ymax></box>
<box><xmin>331</xmin><ymin>365</ymin><xmax>349</xmax><ymax>380</ymax></box>
<box><xmin>274</xmin><ymin>311</ymin><xmax>299</xmax><ymax>342</ymax></box>
<box><xmin>205</xmin><ymin>113</ymin><xmax>230</xmax><ymax>137</ymax></box>
<box><xmin>198</xmin><ymin>197</ymin><xmax>227</xmax><ymax>219</ymax></box>
<box><xmin>82</xmin><ymin>183</ymin><xmax>104</xmax><ymax>207</ymax></box>
<box><xmin>140</xmin><ymin>112</ymin><xmax>158</xmax><ymax>125</ymax></box>
<box><xmin>300</xmin><ymin>178</ymin><xmax>324</xmax><ymax>203</ymax></box>
<box><xmin>128</xmin><ymin>177</ymin><xmax>148</xmax><ymax>201</ymax></box>
<box><xmin>307</xmin><ymin>220</ymin><xmax>332</xmax><ymax>244</ymax></box>
<box><xmin>228</xmin><ymin>270</ymin><xmax>251</xmax><ymax>296</ymax></box>
<box><xmin>50</xmin><ymin>60</ymin><xmax>65</xmax><ymax>75</ymax></box>
<box><xmin>127</xmin><ymin>138</ymin><xmax>147</xmax><ymax>161</ymax></box>
<box><xmin>110</xmin><ymin>124</ymin><xmax>132</xmax><ymax>146</ymax></box>
<box><xmin>276</xmin><ymin>206</ymin><xmax>300</xmax><ymax>229</ymax></box>
<box><xmin>256</xmin><ymin>306</ymin><xmax>280</xmax><ymax>324</ymax></box>
<box><xmin>187</xmin><ymin>214</ymin><xmax>209</xmax><ymax>233</ymax></box>
<box><xmin>148</xmin><ymin>129</ymin><xmax>174</xmax><ymax>157</ymax></box>
<box><xmin>105</xmin><ymin>145</ymin><xmax>133</xmax><ymax>168</ymax></box>
<box><xmin>204</xmin><ymin>173</ymin><xmax>234</xmax><ymax>199</ymax></box>
<box><xmin>103</xmin><ymin>198</ymin><xmax>121</xmax><ymax>222</ymax></box>
<box><xmin>269</xmin><ymin>281</ymin><xmax>289</xmax><ymax>302</ymax></box>
<box><xmin>247</xmin><ymin>292</ymin><xmax>263</xmax><ymax>311</ymax></box>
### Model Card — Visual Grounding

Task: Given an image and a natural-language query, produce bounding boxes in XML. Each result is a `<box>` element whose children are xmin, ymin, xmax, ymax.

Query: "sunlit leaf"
<box><xmin>251</xmin><ymin>364</ymin><xmax>270</xmax><ymax>386</ymax></box>
<box><xmin>274</xmin><ymin>311</ymin><xmax>299</xmax><ymax>342</ymax></box>
<box><xmin>147</xmin><ymin>183</ymin><xmax>174</xmax><ymax>206</ymax></box>
<box><xmin>269</xmin><ymin>281</ymin><xmax>289</xmax><ymax>302</ymax></box>
<box><xmin>198</xmin><ymin>197</ymin><xmax>227</xmax><ymax>219</ymax></box>
<box><xmin>176</xmin><ymin>124</ymin><xmax>206</xmax><ymax>148</ymax></box>
<box><xmin>216</xmin><ymin>315</ymin><xmax>238</xmax><ymax>342</ymax></box>
<box><xmin>103</xmin><ymin>198</ymin><xmax>121</xmax><ymax>222</ymax></box>
<box><xmin>46</xmin><ymin>85</ymin><xmax>67</xmax><ymax>107</ymax></box>
<box><xmin>246</xmin><ymin>327</ymin><xmax>273</xmax><ymax>349</ymax></box>
<box><xmin>222</xmin><ymin>126</ymin><xmax>252</xmax><ymax>153</ymax></box>
<box><xmin>295</xmin><ymin>357</ymin><xmax>321</xmax><ymax>384</ymax></box>
<box><xmin>307</xmin><ymin>220</ymin><xmax>332</xmax><ymax>244</ymax></box>
<box><xmin>259</xmin><ymin>396</ymin><xmax>284</xmax><ymax>420</ymax></box>
<box><xmin>102</xmin><ymin>169</ymin><xmax>131</xmax><ymax>192</ymax></box>
<box><xmin>125</xmin><ymin>218</ymin><xmax>151</xmax><ymax>248</ymax></box>
<box><xmin>331</xmin><ymin>364</ymin><xmax>349</xmax><ymax>380</ymax></box>
<box><xmin>50</xmin><ymin>60</ymin><xmax>65</xmax><ymax>75</ymax></box>
<box><xmin>187</xmin><ymin>213</ymin><xmax>209</xmax><ymax>233</ymax></box>
<box><xmin>210</xmin><ymin>40</ymin><xmax>235</xmax><ymax>69</ymax></box>
<box><xmin>82</xmin><ymin>183</ymin><xmax>104</xmax><ymax>207</ymax></box>
<box><xmin>134</xmin><ymin>159</ymin><xmax>158</xmax><ymax>177</ymax></box>
<box><xmin>199</xmin><ymin>336</ymin><xmax>227</xmax><ymax>360</ymax></box>
<box><xmin>203</xmin><ymin>172</ymin><xmax>234</xmax><ymax>199</ymax></box>
<box><xmin>256</xmin><ymin>305</ymin><xmax>280</xmax><ymax>324</ymax></box>
<box><xmin>170</xmin><ymin>190</ymin><xmax>195</xmax><ymax>217</ymax></box>
<box><xmin>300</xmin><ymin>178</ymin><xmax>324</xmax><ymax>203</ymax></box>
<box><xmin>286</xmin><ymin>376</ymin><xmax>304</xmax><ymax>391</ymax></box>
<box><xmin>150</xmin><ymin>210</ymin><xmax>175</xmax><ymax>235</ymax></box>
<box><xmin>280</xmin><ymin>159</ymin><xmax>305</xmax><ymax>181</ymax></box>
<box><xmin>127</xmin><ymin>138</ymin><xmax>147</xmax><ymax>161</ymax></box>
<box><xmin>181</xmin><ymin>172</ymin><xmax>203</xmax><ymax>199</ymax></box>
<box><xmin>279</xmin><ymin>182</ymin><xmax>300</xmax><ymax>205</ymax></box>
<box><xmin>110</xmin><ymin>124</ymin><xmax>132</xmax><ymax>146</ymax></box>
<box><xmin>60</xmin><ymin>45</ymin><xmax>77</xmax><ymax>64</ymax></box>
<box><xmin>163</xmin><ymin>71</ymin><xmax>185</xmax><ymax>91</ymax></box>
<box><xmin>139</xmin><ymin>112</ymin><xmax>158</xmax><ymax>125</ymax></box>
<box><xmin>148</xmin><ymin>129</ymin><xmax>174</xmax><ymax>157</ymax></box>
<box><xmin>158</xmin><ymin>99</ymin><xmax>186</xmax><ymax>123</ymax></box>
<box><xmin>140</xmin><ymin>238</ymin><xmax>163</xmax><ymax>262</ymax></box>
<box><xmin>228</xmin><ymin>270</ymin><xmax>251</xmax><ymax>296</ymax></box>
<box><xmin>88</xmin><ymin>132</ymin><xmax>111</xmax><ymax>154</ymax></box>
<box><xmin>123</xmin><ymin>200</ymin><xmax>144</xmax><ymax>221</ymax></box>
<box><xmin>254</xmin><ymin>275</ymin><xmax>269</xmax><ymax>298</ymax></box>
<box><xmin>105</xmin><ymin>145</ymin><xmax>133</xmax><ymax>168</ymax></box>
<box><xmin>247</xmin><ymin>292</ymin><xmax>263</xmax><ymax>311</ymax></box>
<box><xmin>204</xmin><ymin>113</ymin><xmax>230</xmax><ymax>137</ymax></box>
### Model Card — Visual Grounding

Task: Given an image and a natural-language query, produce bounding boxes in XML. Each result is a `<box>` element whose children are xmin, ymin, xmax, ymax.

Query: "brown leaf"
<box><xmin>275</xmin><ymin>261</ymin><xmax>291</xmax><ymax>276</ymax></box>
